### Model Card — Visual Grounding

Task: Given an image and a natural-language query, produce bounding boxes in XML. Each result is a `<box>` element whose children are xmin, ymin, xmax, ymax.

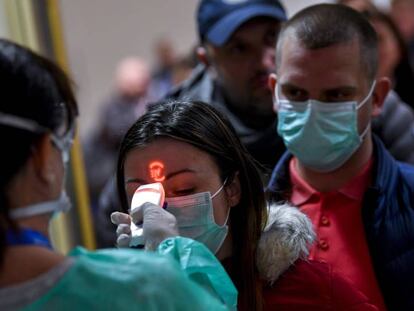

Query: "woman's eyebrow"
<box><xmin>166</xmin><ymin>169</ymin><xmax>196</xmax><ymax>180</ymax></box>
<box><xmin>125</xmin><ymin>169</ymin><xmax>196</xmax><ymax>184</ymax></box>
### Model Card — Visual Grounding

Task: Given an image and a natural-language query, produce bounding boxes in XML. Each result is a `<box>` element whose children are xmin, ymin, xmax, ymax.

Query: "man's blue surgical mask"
<box><xmin>165</xmin><ymin>180</ymin><xmax>229</xmax><ymax>254</ymax></box>
<box><xmin>275</xmin><ymin>82</ymin><xmax>376</xmax><ymax>172</ymax></box>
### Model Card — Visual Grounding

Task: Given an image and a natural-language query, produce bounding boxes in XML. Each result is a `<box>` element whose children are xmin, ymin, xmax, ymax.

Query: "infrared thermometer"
<box><xmin>129</xmin><ymin>182</ymin><xmax>165</xmax><ymax>247</ymax></box>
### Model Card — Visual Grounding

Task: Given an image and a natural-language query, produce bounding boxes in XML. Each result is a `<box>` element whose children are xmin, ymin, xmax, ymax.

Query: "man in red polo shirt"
<box><xmin>268</xmin><ymin>4</ymin><xmax>414</xmax><ymax>311</ymax></box>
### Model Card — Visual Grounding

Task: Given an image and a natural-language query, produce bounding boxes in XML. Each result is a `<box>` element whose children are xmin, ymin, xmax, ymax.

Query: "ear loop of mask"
<box><xmin>274</xmin><ymin>83</ymin><xmax>281</xmax><ymax>110</ymax></box>
<box><xmin>211</xmin><ymin>177</ymin><xmax>228</xmax><ymax>199</ymax></box>
<box><xmin>356</xmin><ymin>81</ymin><xmax>376</xmax><ymax>141</ymax></box>
<box><xmin>0</xmin><ymin>111</ymin><xmax>74</xmax><ymax>164</ymax></box>
<box><xmin>0</xmin><ymin>111</ymin><xmax>73</xmax><ymax>220</ymax></box>
<box><xmin>211</xmin><ymin>177</ymin><xmax>231</xmax><ymax>227</ymax></box>
<box><xmin>356</xmin><ymin>81</ymin><xmax>376</xmax><ymax>110</ymax></box>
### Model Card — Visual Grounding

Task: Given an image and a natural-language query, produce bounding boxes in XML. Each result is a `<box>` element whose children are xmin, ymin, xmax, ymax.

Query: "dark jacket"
<box><xmin>371</xmin><ymin>90</ymin><xmax>414</xmax><ymax>164</ymax></box>
<box><xmin>267</xmin><ymin>136</ymin><xmax>414</xmax><ymax>311</ymax></box>
<box><xmin>167</xmin><ymin>64</ymin><xmax>285</xmax><ymax>171</ymax></box>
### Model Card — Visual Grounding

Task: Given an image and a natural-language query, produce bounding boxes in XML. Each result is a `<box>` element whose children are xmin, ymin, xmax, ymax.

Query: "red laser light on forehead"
<box><xmin>149</xmin><ymin>161</ymin><xmax>165</xmax><ymax>182</ymax></box>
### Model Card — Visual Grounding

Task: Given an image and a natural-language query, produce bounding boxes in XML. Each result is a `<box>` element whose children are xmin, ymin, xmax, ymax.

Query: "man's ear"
<box><xmin>196</xmin><ymin>46</ymin><xmax>210</xmax><ymax>67</ymax></box>
<box><xmin>268</xmin><ymin>73</ymin><xmax>278</xmax><ymax>112</ymax></box>
<box><xmin>32</xmin><ymin>134</ymin><xmax>56</xmax><ymax>184</ymax></box>
<box><xmin>225</xmin><ymin>172</ymin><xmax>241</xmax><ymax>208</ymax></box>
<box><xmin>371</xmin><ymin>77</ymin><xmax>391</xmax><ymax>117</ymax></box>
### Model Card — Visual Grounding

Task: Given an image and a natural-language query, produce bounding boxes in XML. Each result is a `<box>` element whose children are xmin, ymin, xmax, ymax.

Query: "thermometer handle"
<box><xmin>129</xmin><ymin>183</ymin><xmax>165</xmax><ymax>247</ymax></box>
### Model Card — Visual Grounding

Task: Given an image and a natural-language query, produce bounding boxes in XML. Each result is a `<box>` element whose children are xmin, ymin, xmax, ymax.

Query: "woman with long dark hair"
<box><xmin>113</xmin><ymin>100</ymin><xmax>379</xmax><ymax>311</ymax></box>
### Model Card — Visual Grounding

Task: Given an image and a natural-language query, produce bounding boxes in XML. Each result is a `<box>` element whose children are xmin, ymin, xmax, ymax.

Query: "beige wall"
<box><xmin>0</xmin><ymin>1</ymin><xmax>10</xmax><ymax>39</ymax></box>
<box><xmin>59</xmin><ymin>0</ymin><xmax>337</xmax><ymax>137</ymax></box>
<box><xmin>60</xmin><ymin>0</ymin><xmax>199</xmax><ymax>137</ymax></box>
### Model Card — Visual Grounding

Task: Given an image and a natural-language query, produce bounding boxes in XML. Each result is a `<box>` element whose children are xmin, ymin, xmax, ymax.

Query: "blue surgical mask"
<box><xmin>275</xmin><ymin>82</ymin><xmax>376</xmax><ymax>172</ymax></box>
<box><xmin>165</xmin><ymin>181</ymin><xmax>229</xmax><ymax>254</ymax></box>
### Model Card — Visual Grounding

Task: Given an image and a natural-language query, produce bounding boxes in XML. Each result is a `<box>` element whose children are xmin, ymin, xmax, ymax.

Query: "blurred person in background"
<box><xmin>340</xmin><ymin>0</ymin><xmax>414</xmax><ymax>163</ymax></box>
<box><xmin>367</xmin><ymin>9</ymin><xmax>414</xmax><ymax>109</ymax></box>
<box><xmin>338</xmin><ymin>0</ymin><xmax>377</xmax><ymax>11</ymax></box>
<box><xmin>150</xmin><ymin>38</ymin><xmax>178</xmax><ymax>99</ymax></box>
<box><xmin>170</xmin><ymin>48</ymin><xmax>199</xmax><ymax>87</ymax></box>
<box><xmin>391</xmin><ymin>0</ymin><xmax>414</xmax><ymax>67</ymax></box>
<box><xmin>83</xmin><ymin>57</ymin><xmax>153</xmax><ymax>214</ymax></box>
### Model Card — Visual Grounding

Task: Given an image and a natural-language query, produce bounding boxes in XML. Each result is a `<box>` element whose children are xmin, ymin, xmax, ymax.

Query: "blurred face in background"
<box><xmin>154</xmin><ymin>38</ymin><xmax>177</xmax><ymax>69</ymax></box>
<box><xmin>339</xmin><ymin>0</ymin><xmax>376</xmax><ymax>12</ymax></box>
<box><xmin>203</xmin><ymin>18</ymin><xmax>281</xmax><ymax>125</ymax></box>
<box><xmin>391</xmin><ymin>0</ymin><xmax>414</xmax><ymax>41</ymax></box>
<box><xmin>371</xmin><ymin>18</ymin><xmax>401</xmax><ymax>78</ymax></box>
<box><xmin>115</xmin><ymin>58</ymin><xmax>151</xmax><ymax>99</ymax></box>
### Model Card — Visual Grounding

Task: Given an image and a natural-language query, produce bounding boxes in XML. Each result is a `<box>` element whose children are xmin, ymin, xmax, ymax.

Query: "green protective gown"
<box><xmin>23</xmin><ymin>237</ymin><xmax>237</xmax><ymax>311</ymax></box>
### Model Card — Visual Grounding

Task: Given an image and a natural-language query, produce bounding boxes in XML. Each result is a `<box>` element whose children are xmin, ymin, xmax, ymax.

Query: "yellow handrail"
<box><xmin>46</xmin><ymin>0</ymin><xmax>97</xmax><ymax>250</ymax></box>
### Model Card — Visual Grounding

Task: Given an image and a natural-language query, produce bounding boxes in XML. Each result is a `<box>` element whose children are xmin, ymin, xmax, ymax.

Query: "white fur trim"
<box><xmin>256</xmin><ymin>202</ymin><xmax>315</xmax><ymax>284</ymax></box>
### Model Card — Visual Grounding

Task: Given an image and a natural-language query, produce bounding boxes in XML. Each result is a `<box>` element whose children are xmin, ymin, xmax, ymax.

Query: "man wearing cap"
<box><xmin>168</xmin><ymin>0</ymin><xmax>288</xmax><ymax>172</ymax></box>
<box><xmin>267</xmin><ymin>4</ymin><xmax>414</xmax><ymax>310</ymax></box>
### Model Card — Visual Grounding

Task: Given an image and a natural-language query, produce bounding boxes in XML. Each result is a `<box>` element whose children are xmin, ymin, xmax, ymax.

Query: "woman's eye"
<box><xmin>228</xmin><ymin>44</ymin><xmax>246</xmax><ymax>55</ymax></box>
<box><xmin>174</xmin><ymin>188</ymin><xmax>195</xmax><ymax>196</ymax></box>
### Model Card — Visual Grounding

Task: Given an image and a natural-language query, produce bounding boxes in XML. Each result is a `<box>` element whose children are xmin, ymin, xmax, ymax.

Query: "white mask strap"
<box><xmin>10</xmin><ymin>192</ymin><xmax>71</xmax><ymax>219</ymax></box>
<box><xmin>0</xmin><ymin>112</ymin><xmax>46</xmax><ymax>133</ymax></box>
<box><xmin>360</xmin><ymin>122</ymin><xmax>371</xmax><ymax>140</ymax></box>
<box><xmin>211</xmin><ymin>177</ymin><xmax>231</xmax><ymax>227</ymax></box>
<box><xmin>356</xmin><ymin>81</ymin><xmax>376</xmax><ymax>110</ymax></box>
<box><xmin>220</xmin><ymin>204</ymin><xmax>231</xmax><ymax>228</ymax></box>
<box><xmin>0</xmin><ymin>111</ymin><xmax>75</xmax><ymax>163</ymax></box>
<box><xmin>10</xmin><ymin>201</ymin><xmax>57</xmax><ymax>219</ymax></box>
<box><xmin>211</xmin><ymin>177</ymin><xmax>228</xmax><ymax>199</ymax></box>
<box><xmin>274</xmin><ymin>83</ymin><xmax>282</xmax><ymax>109</ymax></box>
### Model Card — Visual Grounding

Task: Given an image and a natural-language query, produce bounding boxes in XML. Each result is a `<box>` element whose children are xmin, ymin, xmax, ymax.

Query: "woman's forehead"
<box><xmin>124</xmin><ymin>138</ymin><xmax>220</xmax><ymax>178</ymax></box>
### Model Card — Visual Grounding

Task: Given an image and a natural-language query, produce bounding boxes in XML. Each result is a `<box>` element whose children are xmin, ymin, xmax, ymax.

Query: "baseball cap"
<box><xmin>197</xmin><ymin>0</ymin><xmax>287</xmax><ymax>46</ymax></box>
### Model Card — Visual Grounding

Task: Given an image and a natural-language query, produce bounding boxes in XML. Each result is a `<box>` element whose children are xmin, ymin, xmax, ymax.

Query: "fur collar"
<box><xmin>256</xmin><ymin>202</ymin><xmax>315</xmax><ymax>284</ymax></box>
